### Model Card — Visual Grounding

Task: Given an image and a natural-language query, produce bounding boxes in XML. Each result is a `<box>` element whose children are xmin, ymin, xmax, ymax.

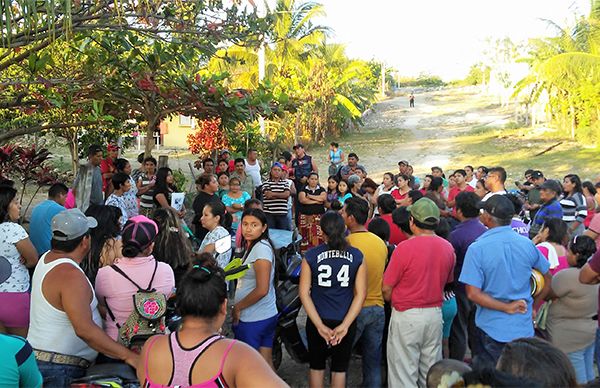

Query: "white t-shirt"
<box><xmin>468</xmin><ymin>177</ymin><xmax>478</xmax><ymax>188</ymax></box>
<box><xmin>482</xmin><ymin>190</ymin><xmax>507</xmax><ymax>202</ymax></box>
<box><xmin>0</xmin><ymin>222</ymin><xmax>30</xmax><ymax>293</ymax></box>
<box><xmin>244</xmin><ymin>159</ymin><xmax>262</xmax><ymax>187</ymax></box>
<box><xmin>234</xmin><ymin>240</ymin><xmax>277</xmax><ymax>322</ymax></box>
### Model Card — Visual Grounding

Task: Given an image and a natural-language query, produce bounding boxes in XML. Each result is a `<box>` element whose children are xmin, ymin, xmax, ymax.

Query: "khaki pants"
<box><xmin>387</xmin><ymin>307</ymin><xmax>443</xmax><ymax>388</ymax></box>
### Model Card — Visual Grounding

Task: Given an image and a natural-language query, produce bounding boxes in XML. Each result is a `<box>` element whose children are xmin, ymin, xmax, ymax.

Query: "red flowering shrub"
<box><xmin>186</xmin><ymin>117</ymin><xmax>229</xmax><ymax>158</ymax></box>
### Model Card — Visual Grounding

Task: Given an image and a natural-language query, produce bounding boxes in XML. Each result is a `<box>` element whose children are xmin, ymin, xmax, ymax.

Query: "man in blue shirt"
<box><xmin>529</xmin><ymin>179</ymin><xmax>563</xmax><ymax>238</ymax></box>
<box><xmin>29</xmin><ymin>183</ymin><xmax>68</xmax><ymax>256</ymax></box>
<box><xmin>460</xmin><ymin>195</ymin><xmax>551</xmax><ymax>368</ymax></box>
<box><xmin>448</xmin><ymin>191</ymin><xmax>487</xmax><ymax>361</ymax></box>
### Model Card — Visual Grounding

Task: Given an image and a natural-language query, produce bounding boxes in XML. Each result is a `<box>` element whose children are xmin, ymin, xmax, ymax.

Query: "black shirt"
<box><xmin>192</xmin><ymin>191</ymin><xmax>220</xmax><ymax>241</ymax></box>
<box><xmin>299</xmin><ymin>185</ymin><xmax>326</xmax><ymax>215</ymax></box>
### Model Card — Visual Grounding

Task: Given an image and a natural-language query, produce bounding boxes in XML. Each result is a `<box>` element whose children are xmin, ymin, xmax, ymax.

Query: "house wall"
<box><xmin>161</xmin><ymin>115</ymin><xmax>195</xmax><ymax>149</ymax></box>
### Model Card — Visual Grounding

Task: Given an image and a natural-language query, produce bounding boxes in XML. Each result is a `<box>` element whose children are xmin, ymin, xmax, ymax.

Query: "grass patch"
<box><xmin>449</xmin><ymin>125</ymin><xmax>600</xmax><ymax>182</ymax></box>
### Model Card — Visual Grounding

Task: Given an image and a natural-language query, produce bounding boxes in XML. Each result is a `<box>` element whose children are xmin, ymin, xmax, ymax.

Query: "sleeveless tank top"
<box><xmin>244</xmin><ymin>159</ymin><xmax>262</xmax><ymax>187</ymax></box>
<box><xmin>27</xmin><ymin>254</ymin><xmax>102</xmax><ymax>361</ymax></box>
<box><xmin>144</xmin><ymin>333</ymin><xmax>236</xmax><ymax>388</ymax></box>
<box><xmin>329</xmin><ymin>149</ymin><xmax>342</xmax><ymax>165</ymax></box>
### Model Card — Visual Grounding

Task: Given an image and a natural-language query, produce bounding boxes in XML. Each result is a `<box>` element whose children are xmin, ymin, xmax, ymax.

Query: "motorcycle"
<box><xmin>269</xmin><ymin>228</ymin><xmax>308</xmax><ymax>370</ymax></box>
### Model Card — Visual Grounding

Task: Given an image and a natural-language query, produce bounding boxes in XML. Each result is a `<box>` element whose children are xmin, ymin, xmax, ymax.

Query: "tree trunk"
<box><xmin>144</xmin><ymin>117</ymin><xmax>159</xmax><ymax>157</ymax></box>
<box><xmin>69</xmin><ymin>136</ymin><xmax>79</xmax><ymax>174</ymax></box>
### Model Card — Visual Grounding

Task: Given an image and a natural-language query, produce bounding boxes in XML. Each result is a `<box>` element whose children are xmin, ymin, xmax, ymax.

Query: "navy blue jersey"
<box><xmin>305</xmin><ymin>243</ymin><xmax>363</xmax><ymax>321</ymax></box>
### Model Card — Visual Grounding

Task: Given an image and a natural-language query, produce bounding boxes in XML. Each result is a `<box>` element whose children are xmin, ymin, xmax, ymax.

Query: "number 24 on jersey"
<box><xmin>317</xmin><ymin>264</ymin><xmax>350</xmax><ymax>287</ymax></box>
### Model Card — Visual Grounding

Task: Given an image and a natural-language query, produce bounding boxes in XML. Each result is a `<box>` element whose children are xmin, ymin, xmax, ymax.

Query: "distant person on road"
<box><xmin>409</xmin><ymin>93</ymin><xmax>415</xmax><ymax>108</ymax></box>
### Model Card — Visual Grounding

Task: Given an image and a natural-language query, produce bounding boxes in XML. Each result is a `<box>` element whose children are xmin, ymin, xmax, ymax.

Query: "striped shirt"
<box><xmin>138</xmin><ymin>173</ymin><xmax>155</xmax><ymax>211</ymax></box>
<box><xmin>261</xmin><ymin>179</ymin><xmax>290</xmax><ymax>215</ymax></box>
<box><xmin>560</xmin><ymin>192</ymin><xmax>587</xmax><ymax>224</ymax></box>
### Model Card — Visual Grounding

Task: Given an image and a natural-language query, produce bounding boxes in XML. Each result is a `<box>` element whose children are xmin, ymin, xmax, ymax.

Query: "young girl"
<box><xmin>299</xmin><ymin>211</ymin><xmax>367</xmax><ymax>388</ymax></box>
<box><xmin>337</xmin><ymin>179</ymin><xmax>353</xmax><ymax>205</ymax></box>
<box><xmin>373</xmin><ymin>172</ymin><xmax>398</xmax><ymax>215</ymax></box>
<box><xmin>392</xmin><ymin>174</ymin><xmax>411</xmax><ymax>206</ymax></box>
<box><xmin>216</xmin><ymin>172</ymin><xmax>230</xmax><ymax>200</ymax></box>
<box><xmin>199</xmin><ymin>202</ymin><xmax>233</xmax><ymax>269</ymax></box>
<box><xmin>233</xmin><ymin>208</ymin><xmax>278</xmax><ymax>367</ymax></box>
<box><xmin>326</xmin><ymin>176</ymin><xmax>340</xmax><ymax>209</ymax></box>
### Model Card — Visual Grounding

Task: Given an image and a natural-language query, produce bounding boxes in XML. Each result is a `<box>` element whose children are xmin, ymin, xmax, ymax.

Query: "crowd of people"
<box><xmin>1</xmin><ymin>140</ymin><xmax>600</xmax><ymax>387</ymax></box>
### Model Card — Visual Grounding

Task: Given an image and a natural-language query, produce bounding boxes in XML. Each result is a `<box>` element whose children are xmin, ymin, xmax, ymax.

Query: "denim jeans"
<box><xmin>595</xmin><ymin>328</ymin><xmax>600</xmax><ymax>373</ymax></box>
<box><xmin>265</xmin><ymin>213</ymin><xmax>291</xmax><ymax>230</ymax></box>
<box><xmin>353</xmin><ymin>305</ymin><xmax>385</xmax><ymax>387</ymax></box>
<box><xmin>472</xmin><ymin>326</ymin><xmax>506</xmax><ymax>369</ymax></box>
<box><xmin>37</xmin><ymin>360</ymin><xmax>86</xmax><ymax>386</ymax></box>
<box><xmin>568</xmin><ymin>343</ymin><xmax>595</xmax><ymax>384</ymax></box>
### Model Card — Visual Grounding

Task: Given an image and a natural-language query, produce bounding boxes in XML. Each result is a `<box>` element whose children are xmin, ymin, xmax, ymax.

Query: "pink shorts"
<box><xmin>0</xmin><ymin>291</ymin><xmax>30</xmax><ymax>328</ymax></box>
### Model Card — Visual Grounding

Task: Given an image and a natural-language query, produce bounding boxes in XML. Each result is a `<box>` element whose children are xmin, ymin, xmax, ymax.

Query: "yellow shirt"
<box><xmin>347</xmin><ymin>231</ymin><xmax>387</xmax><ymax>307</ymax></box>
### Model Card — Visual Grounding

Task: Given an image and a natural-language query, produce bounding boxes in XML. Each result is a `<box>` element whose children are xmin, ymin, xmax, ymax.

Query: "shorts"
<box><xmin>306</xmin><ymin>317</ymin><xmax>356</xmax><ymax>372</ymax></box>
<box><xmin>233</xmin><ymin>314</ymin><xmax>278</xmax><ymax>349</ymax></box>
<box><xmin>0</xmin><ymin>291</ymin><xmax>30</xmax><ymax>327</ymax></box>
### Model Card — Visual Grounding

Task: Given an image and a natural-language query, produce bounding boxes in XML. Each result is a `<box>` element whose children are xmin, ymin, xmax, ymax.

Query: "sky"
<box><xmin>314</xmin><ymin>0</ymin><xmax>592</xmax><ymax>80</ymax></box>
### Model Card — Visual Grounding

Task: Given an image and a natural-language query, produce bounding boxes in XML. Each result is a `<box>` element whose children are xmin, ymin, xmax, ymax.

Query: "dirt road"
<box><xmin>310</xmin><ymin>87</ymin><xmax>515</xmax><ymax>181</ymax></box>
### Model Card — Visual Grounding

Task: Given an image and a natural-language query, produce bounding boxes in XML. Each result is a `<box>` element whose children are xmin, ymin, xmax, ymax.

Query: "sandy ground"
<box><xmin>308</xmin><ymin>87</ymin><xmax>515</xmax><ymax>183</ymax></box>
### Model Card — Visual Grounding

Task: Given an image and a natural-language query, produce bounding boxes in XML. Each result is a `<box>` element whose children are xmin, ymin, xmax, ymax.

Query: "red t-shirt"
<box><xmin>367</xmin><ymin>214</ymin><xmax>407</xmax><ymax>246</ymax></box>
<box><xmin>383</xmin><ymin>235</ymin><xmax>455</xmax><ymax>311</ymax></box>
<box><xmin>448</xmin><ymin>185</ymin><xmax>474</xmax><ymax>217</ymax></box>
<box><xmin>100</xmin><ymin>157</ymin><xmax>115</xmax><ymax>192</ymax></box>
<box><xmin>391</xmin><ymin>189</ymin><xmax>408</xmax><ymax>202</ymax></box>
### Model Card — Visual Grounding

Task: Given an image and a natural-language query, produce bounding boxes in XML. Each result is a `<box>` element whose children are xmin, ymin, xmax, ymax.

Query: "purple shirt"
<box><xmin>511</xmin><ymin>217</ymin><xmax>530</xmax><ymax>238</ymax></box>
<box><xmin>449</xmin><ymin>217</ymin><xmax>487</xmax><ymax>289</ymax></box>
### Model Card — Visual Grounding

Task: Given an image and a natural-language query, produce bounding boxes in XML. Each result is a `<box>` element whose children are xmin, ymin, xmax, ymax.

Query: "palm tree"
<box><xmin>514</xmin><ymin>0</ymin><xmax>600</xmax><ymax>139</ymax></box>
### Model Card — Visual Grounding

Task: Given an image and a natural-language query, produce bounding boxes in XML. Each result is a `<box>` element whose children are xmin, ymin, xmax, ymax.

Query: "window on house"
<box><xmin>179</xmin><ymin>115</ymin><xmax>192</xmax><ymax>126</ymax></box>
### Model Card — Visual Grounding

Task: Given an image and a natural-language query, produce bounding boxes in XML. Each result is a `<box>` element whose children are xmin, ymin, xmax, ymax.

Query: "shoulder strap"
<box><xmin>110</xmin><ymin>260</ymin><xmax>158</xmax><ymax>292</ymax></box>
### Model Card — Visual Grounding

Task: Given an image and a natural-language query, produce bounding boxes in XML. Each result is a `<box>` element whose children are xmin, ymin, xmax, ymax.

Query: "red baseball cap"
<box><xmin>107</xmin><ymin>143</ymin><xmax>120</xmax><ymax>152</ymax></box>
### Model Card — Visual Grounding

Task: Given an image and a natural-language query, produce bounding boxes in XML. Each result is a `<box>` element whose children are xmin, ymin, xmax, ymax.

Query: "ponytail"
<box><xmin>206</xmin><ymin>201</ymin><xmax>232</xmax><ymax>231</ymax></box>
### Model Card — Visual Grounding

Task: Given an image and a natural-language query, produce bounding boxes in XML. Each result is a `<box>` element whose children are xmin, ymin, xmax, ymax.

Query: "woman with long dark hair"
<box><xmin>0</xmin><ymin>186</ymin><xmax>38</xmax><ymax>337</ymax></box>
<box><xmin>82</xmin><ymin>204</ymin><xmax>122</xmax><ymax>283</ymax></box>
<box><xmin>561</xmin><ymin>174</ymin><xmax>587</xmax><ymax>236</ymax></box>
<box><xmin>137</xmin><ymin>258</ymin><xmax>285</xmax><ymax>387</ymax></box>
<box><xmin>153</xmin><ymin>167</ymin><xmax>185</xmax><ymax>218</ymax></box>
<box><xmin>151</xmin><ymin>208</ymin><xmax>194</xmax><ymax>287</ymax></box>
<box><xmin>199</xmin><ymin>201</ymin><xmax>233</xmax><ymax>269</ymax></box>
<box><xmin>299</xmin><ymin>211</ymin><xmax>367</xmax><ymax>388</ymax></box>
<box><xmin>232</xmin><ymin>208</ymin><xmax>278</xmax><ymax>367</ymax></box>
<box><xmin>95</xmin><ymin>216</ymin><xmax>174</xmax><ymax>345</ymax></box>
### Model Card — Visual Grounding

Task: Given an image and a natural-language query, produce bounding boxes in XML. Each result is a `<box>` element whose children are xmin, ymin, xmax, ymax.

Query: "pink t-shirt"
<box><xmin>536</xmin><ymin>244</ymin><xmax>569</xmax><ymax>275</ymax></box>
<box><xmin>95</xmin><ymin>255</ymin><xmax>175</xmax><ymax>341</ymax></box>
<box><xmin>588</xmin><ymin>212</ymin><xmax>600</xmax><ymax>251</ymax></box>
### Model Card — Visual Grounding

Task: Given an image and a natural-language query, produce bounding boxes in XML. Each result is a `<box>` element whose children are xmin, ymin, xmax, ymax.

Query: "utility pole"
<box><xmin>381</xmin><ymin>62</ymin><xmax>386</xmax><ymax>97</ymax></box>
<box><xmin>256</xmin><ymin>2</ymin><xmax>266</xmax><ymax>135</ymax></box>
